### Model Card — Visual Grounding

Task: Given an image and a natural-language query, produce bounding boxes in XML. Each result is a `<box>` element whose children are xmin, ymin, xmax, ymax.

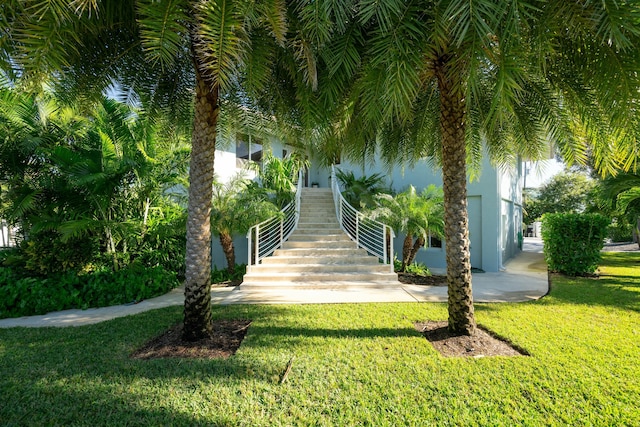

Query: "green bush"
<box><xmin>394</xmin><ymin>258</ymin><xmax>431</xmax><ymax>276</ymax></box>
<box><xmin>607</xmin><ymin>221</ymin><xmax>634</xmax><ymax>242</ymax></box>
<box><xmin>211</xmin><ymin>264</ymin><xmax>246</xmax><ymax>284</ymax></box>
<box><xmin>0</xmin><ymin>263</ymin><xmax>180</xmax><ymax>319</ymax></box>
<box><xmin>541</xmin><ymin>213</ymin><xmax>610</xmax><ymax>276</ymax></box>
<box><xmin>132</xmin><ymin>213</ymin><xmax>187</xmax><ymax>279</ymax></box>
<box><xmin>19</xmin><ymin>231</ymin><xmax>99</xmax><ymax>275</ymax></box>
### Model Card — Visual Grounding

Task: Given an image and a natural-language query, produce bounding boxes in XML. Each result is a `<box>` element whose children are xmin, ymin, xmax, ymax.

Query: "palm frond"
<box><xmin>137</xmin><ymin>0</ymin><xmax>190</xmax><ymax>69</ymax></box>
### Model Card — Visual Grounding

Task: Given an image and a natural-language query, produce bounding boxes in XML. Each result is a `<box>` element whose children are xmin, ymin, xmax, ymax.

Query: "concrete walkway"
<box><xmin>0</xmin><ymin>240</ymin><xmax>548</xmax><ymax>328</ymax></box>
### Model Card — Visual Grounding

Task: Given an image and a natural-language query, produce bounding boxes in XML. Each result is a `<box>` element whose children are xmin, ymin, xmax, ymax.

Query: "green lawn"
<box><xmin>1</xmin><ymin>252</ymin><xmax>639</xmax><ymax>426</ymax></box>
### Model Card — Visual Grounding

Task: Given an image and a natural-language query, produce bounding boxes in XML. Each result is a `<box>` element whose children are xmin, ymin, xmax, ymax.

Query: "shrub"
<box><xmin>394</xmin><ymin>258</ymin><xmax>431</xmax><ymax>276</ymax></box>
<box><xmin>19</xmin><ymin>231</ymin><xmax>99</xmax><ymax>275</ymax></box>
<box><xmin>607</xmin><ymin>221</ymin><xmax>634</xmax><ymax>242</ymax></box>
<box><xmin>211</xmin><ymin>264</ymin><xmax>246</xmax><ymax>284</ymax></box>
<box><xmin>541</xmin><ymin>213</ymin><xmax>610</xmax><ymax>276</ymax></box>
<box><xmin>0</xmin><ymin>264</ymin><xmax>180</xmax><ymax>319</ymax></box>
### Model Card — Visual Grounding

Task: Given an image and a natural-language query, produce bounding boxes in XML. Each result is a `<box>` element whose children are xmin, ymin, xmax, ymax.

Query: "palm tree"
<box><xmin>303</xmin><ymin>1</ymin><xmax>640</xmax><ymax>335</ymax></box>
<box><xmin>602</xmin><ymin>171</ymin><xmax>640</xmax><ymax>248</ymax></box>
<box><xmin>1</xmin><ymin>1</ymin><xmax>289</xmax><ymax>340</ymax></box>
<box><xmin>0</xmin><ymin>88</ymin><xmax>188</xmax><ymax>273</ymax></box>
<box><xmin>211</xmin><ymin>173</ymin><xmax>280</xmax><ymax>274</ymax></box>
<box><xmin>370</xmin><ymin>185</ymin><xmax>444</xmax><ymax>272</ymax></box>
<box><xmin>335</xmin><ymin>169</ymin><xmax>388</xmax><ymax>209</ymax></box>
<box><xmin>259</xmin><ymin>153</ymin><xmax>310</xmax><ymax>209</ymax></box>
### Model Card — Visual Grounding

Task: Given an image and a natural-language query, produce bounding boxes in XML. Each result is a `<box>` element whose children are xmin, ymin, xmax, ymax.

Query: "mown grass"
<box><xmin>1</xmin><ymin>252</ymin><xmax>639</xmax><ymax>426</ymax></box>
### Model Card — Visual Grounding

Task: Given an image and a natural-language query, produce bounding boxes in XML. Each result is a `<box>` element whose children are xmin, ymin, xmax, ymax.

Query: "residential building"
<box><xmin>212</xmin><ymin>135</ymin><xmax>524</xmax><ymax>273</ymax></box>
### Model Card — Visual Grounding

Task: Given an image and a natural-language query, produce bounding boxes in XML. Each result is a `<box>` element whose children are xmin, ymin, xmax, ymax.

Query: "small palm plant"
<box><xmin>601</xmin><ymin>170</ymin><xmax>640</xmax><ymax>248</ymax></box>
<box><xmin>335</xmin><ymin>169</ymin><xmax>388</xmax><ymax>209</ymax></box>
<box><xmin>211</xmin><ymin>173</ymin><xmax>280</xmax><ymax>274</ymax></box>
<box><xmin>259</xmin><ymin>153</ymin><xmax>310</xmax><ymax>208</ymax></box>
<box><xmin>370</xmin><ymin>185</ymin><xmax>444</xmax><ymax>272</ymax></box>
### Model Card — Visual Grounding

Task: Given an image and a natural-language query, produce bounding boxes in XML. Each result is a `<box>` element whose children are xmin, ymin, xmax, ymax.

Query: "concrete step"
<box><xmin>273</xmin><ymin>247</ymin><xmax>369</xmax><ymax>257</ymax></box>
<box><xmin>282</xmin><ymin>240</ymin><xmax>357</xmax><ymax>249</ymax></box>
<box><xmin>297</xmin><ymin>219</ymin><xmax>340</xmax><ymax>225</ymax></box>
<box><xmin>301</xmin><ymin>188</ymin><xmax>332</xmax><ymax>193</ymax></box>
<box><xmin>299</xmin><ymin>216</ymin><xmax>340</xmax><ymax>223</ymax></box>
<box><xmin>261</xmin><ymin>255</ymin><xmax>379</xmax><ymax>265</ymax></box>
<box><xmin>249</xmin><ymin>263</ymin><xmax>390</xmax><ymax>273</ymax></box>
<box><xmin>294</xmin><ymin>227</ymin><xmax>343</xmax><ymax>235</ymax></box>
<box><xmin>300</xmin><ymin>205</ymin><xmax>336</xmax><ymax>213</ymax></box>
<box><xmin>288</xmin><ymin>234</ymin><xmax>352</xmax><ymax>242</ymax></box>
<box><xmin>242</xmin><ymin>271</ymin><xmax>398</xmax><ymax>284</ymax></box>
<box><xmin>300</xmin><ymin>207</ymin><xmax>335</xmax><ymax>213</ymax></box>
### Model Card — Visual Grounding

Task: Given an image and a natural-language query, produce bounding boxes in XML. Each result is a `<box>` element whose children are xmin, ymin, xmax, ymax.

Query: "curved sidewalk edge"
<box><xmin>0</xmin><ymin>251</ymin><xmax>549</xmax><ymax>329</ymax></box>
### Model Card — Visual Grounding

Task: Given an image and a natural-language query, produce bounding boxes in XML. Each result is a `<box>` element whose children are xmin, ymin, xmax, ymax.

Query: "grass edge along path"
<box><xmin>0</xmin><ymin>252</ymin><xmax>639</xmax><ymax>426</ymax></box>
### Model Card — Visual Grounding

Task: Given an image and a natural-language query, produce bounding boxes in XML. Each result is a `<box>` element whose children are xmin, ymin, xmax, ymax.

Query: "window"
<box><xmin>428</xmin><ymin>233</ymin><xmax>442</xmax><ymax>248</ymax></box>
<box><xmin>236</xmin><ymin>134</ymin><xmax>263</xmax><ymax>168</ymax></box>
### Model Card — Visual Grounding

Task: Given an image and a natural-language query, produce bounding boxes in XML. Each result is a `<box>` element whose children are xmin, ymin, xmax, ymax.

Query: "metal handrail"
<box><xmin>246</xmin><ymin>170</ymin><xmax>303</xmax><ymax>272</ymax></box>
<box><xmin>331</xmin><ymin>165</ymin><xmax>395</xmax><ymax>272</ymax></box>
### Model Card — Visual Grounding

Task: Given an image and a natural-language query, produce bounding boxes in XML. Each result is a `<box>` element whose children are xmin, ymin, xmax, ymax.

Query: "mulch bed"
<box><xmin>130</xmin><ymin>319</ymin><xmax>251</xmax><ymax>360</ymax></box>
<box><xmin>414</xmin><ymin>321</ymin><xmax>527</xmax><ymax>358</ymax></box>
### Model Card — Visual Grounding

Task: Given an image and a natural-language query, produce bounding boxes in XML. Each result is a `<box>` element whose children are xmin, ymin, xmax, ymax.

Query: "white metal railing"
<box><xmin>331</xmin><ymin>165</ymin><xmax>394</xmax><ymax>272</ymax></box>
<box><xmin>246</xmin><ymin>170</ymin><xmax>303</xmax><ymax>272</ymax></box>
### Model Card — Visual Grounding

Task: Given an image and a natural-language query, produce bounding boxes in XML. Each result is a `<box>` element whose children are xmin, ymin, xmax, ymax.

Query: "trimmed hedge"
<box><xmin>0</xmin><ymin>263</ymin><xmax>180</xmax><ymax>319</ymax></box>
<box><xmin>541</xmin><ymin>213</ymin><xmax>610</xmax><ymax>276</ymax></box>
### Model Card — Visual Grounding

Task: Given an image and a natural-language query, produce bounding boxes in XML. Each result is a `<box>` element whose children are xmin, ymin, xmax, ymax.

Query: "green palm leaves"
<box><xmin>210</xmin><ymin>173</ymin><xmax>280</xmax><ymax>273</ymax></box>
<box><xmin>0</xmin><ymin>89</ymin><xmax>189</xmax><ymax>272</ymax></box>
<box><xmin>370</xmin><ymin>185</ymin><xmax>444</xmax><ymax>272</ymax></box>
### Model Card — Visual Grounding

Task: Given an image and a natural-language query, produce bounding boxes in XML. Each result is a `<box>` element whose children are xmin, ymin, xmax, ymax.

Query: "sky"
<box><xmin>524</xmin><ymin>158</ymin><xmax>565</xmax><ymax>188</ymax></box>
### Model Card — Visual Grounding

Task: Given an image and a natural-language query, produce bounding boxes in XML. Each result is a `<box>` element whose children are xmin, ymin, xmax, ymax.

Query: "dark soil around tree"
<box><xmin>415</xmin><ymin>321</ymin><xmax>528</xmax><ymax>358</ymax></box>
<box><xmin>130</xmin><ymin>319</ymin><xmax>251</xmax><ymax>360</ymax></box>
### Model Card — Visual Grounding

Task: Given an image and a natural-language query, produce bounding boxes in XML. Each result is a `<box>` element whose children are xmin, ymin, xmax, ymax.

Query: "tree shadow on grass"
<box><xmin>0</xmin><ymin>302</ymin><xmax>432</xmax><ymax>425</ymax></box>
<box><xmin>531</xmin><ymin>272</ymin><xmax>640</xmax><ymax>313</ymax></box>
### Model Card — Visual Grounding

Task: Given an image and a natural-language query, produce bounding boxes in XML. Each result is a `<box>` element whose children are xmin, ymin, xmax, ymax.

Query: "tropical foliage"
<box><xmin>336</xmin><ymin>169</ymin><xmax>388</xmax><ymax>209</ymax></box>
<box><xmin>600</xmin><ymin>171</ymin><xmax>640</xmax><ymax>247</ymax></box>
<box><xmin>259</xmin><ymin>154</ymin><xmax>309</xmax><ymax>209</ymax></box>
<box><xmin>370</xmin><ymin>185</ymin><xmax>445</xmax><ymax>272</ymax></box>
<box><xmin>0</xmin><ymin>261</ymin><xmax>179</xmax><ymax>319</ymax></box>
<box><xmin>211</xmin><ymin>173</ymin><xmax>280</xmax><ymax>274</ymax></box>
<box><xmin>0</xmin><ymin>90</ymin><xmax>189</xmax><ymax>274</ymax></box>
<box><xmin>0</xmin><ymin>88</ymin><xmax>188</xmax><ymax>316</ymax></box>
<box><xmin>524</xmin><ymin>172</ymin><xmax>597</xmax><ymax>224</ymax></box>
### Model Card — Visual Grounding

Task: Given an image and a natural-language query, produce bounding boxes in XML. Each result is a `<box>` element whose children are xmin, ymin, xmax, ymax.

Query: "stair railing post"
<box><xmin>280</xmin><ymin>218</ymin><xmax>284</xmax><ymax>245</ymax></box>
<box><xmin>255</xmin><ymin>224</ymin><xmax>260</xmax><ymax>266</ymax></box>
<box><xmin>247</xmin><ymin>228</ymin><xmax>252</xmax><ymax>272</ymax></box>
<box><xmin>383</xmin><ymin>225</ymin><xmax>387</xmax><ymax>270</ymax></box>
<box><xmin>355</xmin><ymin>213</ymin><xmax>359</xmax><ymax>246</ymax></box>
<box><xmin>389</xmin><ymin>229</ymin><xmax>395</xmax><ymax>273</ymax></box>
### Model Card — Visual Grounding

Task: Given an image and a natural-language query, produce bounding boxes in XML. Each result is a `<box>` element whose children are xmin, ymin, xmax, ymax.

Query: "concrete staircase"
<box><xmin>241</xmin><ymin>187</ymin><xmax>399</xmax><ymax>288</ymax></box>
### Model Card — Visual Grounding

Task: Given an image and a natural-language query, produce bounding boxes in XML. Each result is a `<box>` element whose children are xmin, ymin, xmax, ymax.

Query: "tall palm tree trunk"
<box><xmin>436</xmin><ymin>57</ymin><xmax>476</xmax><ymax>336</ymax></box>
<box><xmin>183</xmin><ymin>69</ymin><xmax>218</xmax><ymax>341</ymax></box>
